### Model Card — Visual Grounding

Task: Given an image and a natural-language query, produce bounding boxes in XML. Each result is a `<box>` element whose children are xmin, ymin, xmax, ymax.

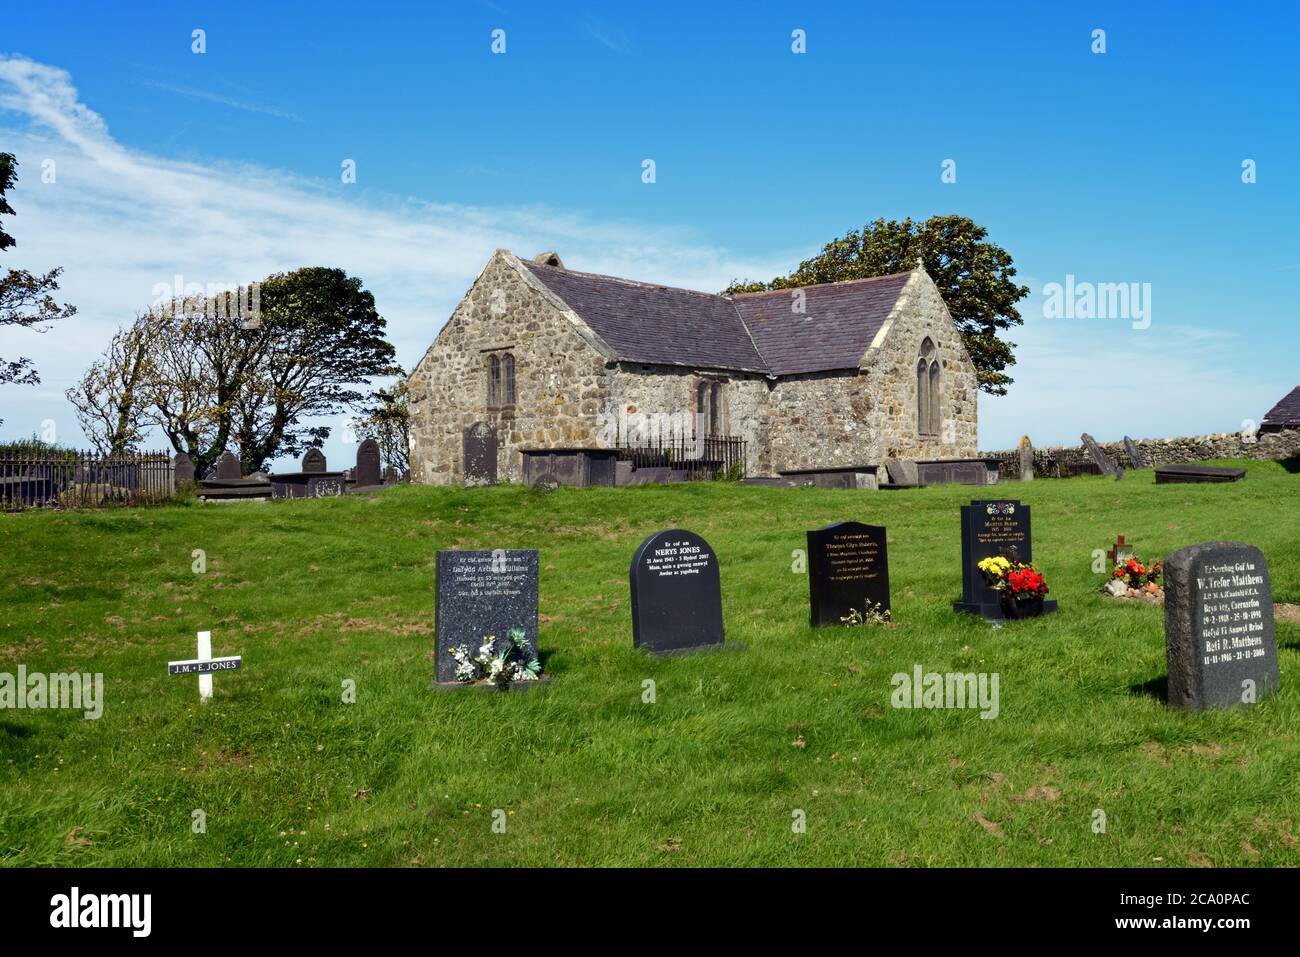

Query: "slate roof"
<box><xmin>520</xmin><ymin>259</ymin><xmax>912</xmax><ymax>377</ymax></box>
<box><xmin>1261</xmin><ymin>386</ymin><xmax>1300</xmax><ymax>428</ymax></box>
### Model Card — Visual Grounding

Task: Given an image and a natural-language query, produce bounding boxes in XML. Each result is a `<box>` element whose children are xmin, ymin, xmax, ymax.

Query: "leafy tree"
<box><xmin>74</xmin><ymin>267</ymin><xmax>399</xmax><ymax>475</ymax></box>
<box><xmin>724</xmin><ymin>215</ymin><xmax>1028</xmax><ymax>395</ymax></box>
<box><xmin>0</xmin><ymin>152</ymin><xmax>77</xmax><ymax>407</ymax></box>
<box><xmin>355</xmin><ymin>376</ymin><xmax>410</xmax><ymax>475</ymax></box>
<box><xmin>65</xmin><ymin>315</ymin><xmax>157</xmax><ymax>454</ymax></box>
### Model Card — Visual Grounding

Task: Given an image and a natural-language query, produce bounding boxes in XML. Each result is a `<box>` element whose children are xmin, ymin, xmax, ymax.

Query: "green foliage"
<box><xmin>724</xmin><ymin>215</ymin><xmax>1028</xmax><ymax>395</ymax></box>
<box><xmin>0</xmin><ymin>152</ymin><xmax>77</xmax><ymax>396</ymax></box>
<box><xmin>1</xmin><ymin>462</ymin><xmax>1297</xmax><ymax>865</ymax></box>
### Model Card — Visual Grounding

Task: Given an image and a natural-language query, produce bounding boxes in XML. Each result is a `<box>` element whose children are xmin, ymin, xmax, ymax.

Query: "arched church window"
<box><xmin>503</xmin><ymin>354</ymin><xmax>516</xmax><ymax>406</ymax></box>
<box><xmin>917</xmin><ymin>338</ymin><xmax>940</xmax><ymax>438</ymax></box>
<box><xmin>488</xmin><ymin>355</ymin><xmax>501</xmax><ymax>408</ymax></box>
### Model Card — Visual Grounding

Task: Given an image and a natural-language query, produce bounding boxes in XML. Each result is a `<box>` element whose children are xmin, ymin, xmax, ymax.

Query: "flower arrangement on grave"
<box><xmin>1102</xmin><ymin>555</ymin><xmax>1163</xmax><ymax>601</ymax></box>
<box><xmin>839</xmin><ymin>602</ymin><xmax>892</xmax><ymax>626</ymax></box>
<box><xmin>977</xmin><ymin>555</ymin><xmax>1049</xmax><ymax>617</ymax></box>
<box><xmin>449</xmin><ymin>628</ymin><xmax>541</xmax><ymax>687</ymax></box>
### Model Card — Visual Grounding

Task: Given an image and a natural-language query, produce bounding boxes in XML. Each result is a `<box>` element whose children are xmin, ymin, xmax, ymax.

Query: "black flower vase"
<box><xmin>999</xmin><ymin>593</ymin><xmax>1044</xmax><ymax>620</ymax></box>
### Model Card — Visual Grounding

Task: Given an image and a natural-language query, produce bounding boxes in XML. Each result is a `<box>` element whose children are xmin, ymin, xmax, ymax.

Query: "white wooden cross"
<box><xmin>167</xmin><ymin>630</ymin><xmax>242</xmax><ymax>703</ymax></box>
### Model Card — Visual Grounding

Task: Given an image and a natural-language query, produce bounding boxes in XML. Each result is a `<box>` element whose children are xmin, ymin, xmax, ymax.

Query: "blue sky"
<box><xmin>1</xmin><ymin>0</ymin><xmax>1297</xmax><ymax>462</ymax></box>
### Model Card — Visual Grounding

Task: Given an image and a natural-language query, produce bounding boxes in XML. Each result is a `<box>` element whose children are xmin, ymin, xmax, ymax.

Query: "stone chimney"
<box><xmin>532</xmin><ymin>251</ymin><xmax>565</xmax><ymax>268</ymax></box>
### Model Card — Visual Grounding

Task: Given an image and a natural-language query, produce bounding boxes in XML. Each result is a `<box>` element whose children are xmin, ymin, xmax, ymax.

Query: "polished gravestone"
<box><xmin>953</xmin><ymin>500</ymin><xmax>1058</xmax><ymax>620</ymax></box>
<box><xmin>630</xmin><ymin>529</ymin><xmax>725</xmax><ymax>655</ymax></box>
<box><xmin>807</xmin><ymin>522</ymin><xmax>890</xmax><ymax>625</ymax></box>
<box><xmin>434</xmin><ymin>549</ymin><xmax>539</xmax><ymax>683</ymax></box>
<box><xmin>1163</xmin><ymin>541</ymin><xmax>1278</xmax><ymax>710</ymax></box>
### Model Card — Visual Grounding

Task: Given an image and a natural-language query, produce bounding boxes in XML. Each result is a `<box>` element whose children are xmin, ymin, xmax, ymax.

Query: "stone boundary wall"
<box><xmin>982</xmin><ymin>427</ymin><xmax>1300</xmax><ymax>467</ymax></box>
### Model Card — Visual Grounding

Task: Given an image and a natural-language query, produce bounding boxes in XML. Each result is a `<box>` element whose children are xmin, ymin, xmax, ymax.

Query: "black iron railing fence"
<box><xmin>0</xmin><ymin>450</ymin><xmax>174</xmax><ymax>509</ymax></box>
<box><xmin>615</xmin><ymin>434</ymin><xmax>747</xmax><ymax>480</ymax></box>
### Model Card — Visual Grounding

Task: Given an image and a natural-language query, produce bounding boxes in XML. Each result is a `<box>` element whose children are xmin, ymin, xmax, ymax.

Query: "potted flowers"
<box><xmin>977</xmin><ymin>555</ymin><xmax>1050</xmax><ymax>619</ymax></box>
<box><xmin>448</xmin><ymin>628</ymin><xmax>542</xmax><ymax>689</ymax></box>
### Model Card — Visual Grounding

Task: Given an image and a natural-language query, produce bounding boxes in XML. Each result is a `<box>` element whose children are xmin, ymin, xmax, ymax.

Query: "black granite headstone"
<box><xmin>302</xmin><ymin>448</ymin><xmax>327</xmax><ymax>473</ymax></box>
<box><xmin>215</xmin><ymin>451</ymin><xmax>241</xmax><ymax>480</ymax></box>
<box><xmin>463</xmin><ymin>421</ymin><xmax>498</xmax><ymax>487</ymax></box>
<box><xmin>355</xmin><ymin>438</ymin><xmax>382</xmax><ymax>488</ymax></box>
<box><xmin>629</xmin><ymin>529</ymin><xmax>724</xmax><ymax>655</ymax></box>
<box><xmin>434</xmin><ymin>549</ymin><xmax>539</xmax><ymax>683</ymax></box>
<box><xmin>807</xmin><ymin>522</ymin><xmax>890</xmax><ymax>626</ymax></box>
<box><xmin>1080</xmin><ymin>433</ymin><xmax>1117</xmax><ymax>476</ymax></box>
<box><xmin>953</xmin><ymin>500</ymin><xmax>1058</xmax><ymax>619</ymax></box>
<box><xmin>1163</xmin><ymin>541</ymin><xmax>1278</xmax><ymax>710</ymax></box>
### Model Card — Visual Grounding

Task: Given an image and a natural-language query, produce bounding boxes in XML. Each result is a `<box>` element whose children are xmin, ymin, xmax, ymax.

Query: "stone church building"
<box><xmin>407</xmin><ymin>249</ymin><xmax>979</xmax><ymax>483</ymax></box>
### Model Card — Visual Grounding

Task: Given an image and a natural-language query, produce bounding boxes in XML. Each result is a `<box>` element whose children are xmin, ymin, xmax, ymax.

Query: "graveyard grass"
<box><xmin>3</xmin><ymin>460</ymin><xmax>1299</xmax><ymax>867</ymax></box>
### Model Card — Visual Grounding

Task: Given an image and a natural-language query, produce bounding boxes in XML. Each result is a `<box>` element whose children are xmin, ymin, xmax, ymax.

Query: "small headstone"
<box><xmin>382</xmin><ymin>466</ymin><xmax>398</xmax><ymax>484</ymax></box>
<box><xmin>355</xmin><ymin>438</ymin><xmax>382</xmax><ymax>487</ymax></box>
<box><xmin>807</xmin><ymin>522</ymin><xmax>890</xmax><ymax>626</ymax></box>
<box><xmin>1123</xmin><ymin>436</ymin><xmax>1145</xmax><ymax>469</ymax></box>
<box><xmin>1080</xmin><ymin>433</ymin><xmax>1117</xmax><ymax>476</ymax></box>
<box><xmin>215</xmin><ymin>451</ymin><xmax>241</xmax><ymax>480</ymax></box>
<box><xmin>1115</xmin><ymin>465</ymin><xmax>1125</xmax><ymax>481</ymax></box>
<box><xmin>302</xmin><ymin>448</ymin><xmax>327</xmax><ymax>473</ymax></box>
<box><xmin>463</xmin><ymin>421</ymin><xmax>498</xmax><ymax>487</ymax></box>
<box><xmin>953</xmin><ymin>499</ymin><xmax>1058</xmax><ymax>619</ymax></box>
<box><xmin>1106</xmin><ymin>535</ymin><xmax>1134</xmax><ymax>566</ymax></box>
<box><xmin>1018</xmin><ymin>436</ymin><xmax>1034</xmax><ymax>482</ymax></box>
<box><xmin>174</xmin><ymin>452</ymin><xmax>196</xmax><ymax>487</ymax></box>
<box><xmin>629</xmin><ymin>529</ymin><xmax>724</xmax><ymax>655</ymax></box>
<box><xmin>434</xmin><ymin>549</ymin><xmax>539</xmax><ymax>683</ymax></box>
<box><xmin>1163</xmin><ymin>541</ymin><xmax>1278</xmax><ymax>710</ymax></box>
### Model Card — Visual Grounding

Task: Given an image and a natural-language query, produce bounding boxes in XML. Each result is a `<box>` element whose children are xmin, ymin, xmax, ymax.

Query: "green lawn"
<box><xmin>2</xmin><ymin>461</ymin><xmax>1298</xmax><ymax>867</ymax></box>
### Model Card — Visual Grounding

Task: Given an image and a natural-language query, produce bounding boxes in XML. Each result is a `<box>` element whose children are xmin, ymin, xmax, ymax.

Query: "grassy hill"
<box><xmin>2</xmin><ymin>460</ymin><xmax>1298</xmax><ymax>866</ymax></box>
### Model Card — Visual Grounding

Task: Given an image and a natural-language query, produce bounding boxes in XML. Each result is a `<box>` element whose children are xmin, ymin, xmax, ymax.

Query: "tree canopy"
<box><xmin>724</xmin><ymin>215</ymin><xmax>1028</xmax><ymax>395</ymax></box>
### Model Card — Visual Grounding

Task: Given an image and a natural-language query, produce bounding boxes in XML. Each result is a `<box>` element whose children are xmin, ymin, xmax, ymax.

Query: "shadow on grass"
<box><xmin>1130</xmin><ymin>675</ymin><xmax>1168</xmax><ymax>703</ymax></box>
<box><xmin>0</xmin><ymin>720</ymin><xmax>35</xmax><ymax>739</ymax></box>
<box><xmin>1280</xmin><ymin>456</ymin><xmax>1300</xmax><ymax>474</ymax></box>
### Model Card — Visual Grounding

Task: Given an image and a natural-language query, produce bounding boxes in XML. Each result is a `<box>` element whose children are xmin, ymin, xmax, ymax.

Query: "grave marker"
<box><xmin>1163</xmin><ymin>541</ymin><xmax>1278</xmax><ymax>710</ymax></box>
<box><xmin>167</xmin><ymin>630</ymin><xmax>241</xmax><ymax>702</ymax></box>
<box><xmin>355</xmin><ymin>438</ymin><xmax>382</xmax><ymax>488</ymax></box>
<box><xmin>302</xmin><ymin>448</ymin><xmax>327</xmax><ymax>473</ymax></box>
<box><xmin>434</xmin><ymin>549</ymin><xmax>539</xmax><ymax>683</ymax></box>
<box><xmin>629</xmin><ymin>529</ymin><xmax>724</xmax><ymax>655</ymax></box>
<box><xmin>1080</xmin><ymin>433</ymin><xmax>1117</xmax><ymax>476</ymax></box>
<box><xmin>1123</xmin><ymin>436</ymin><xmax>1145</xmax><ymax>469</ymax></box>
<box><xmin>215</xmin><ymin>451</ymin><xmax>241</xmax><ymax>480</ymax></box>
<box><xmin>463</xmin><ymin>422</ymin><xmax>498</xmax><ymax>487</ymax></box>
<box><xmin>953</xmin><ymin>500</ymin><xmax>1058</xmax><ymax>619</ymax></box>
<box><xmin>807</xmin><ymin>522</ymin><xmax>890</xmax><ymax>626</ymax></box>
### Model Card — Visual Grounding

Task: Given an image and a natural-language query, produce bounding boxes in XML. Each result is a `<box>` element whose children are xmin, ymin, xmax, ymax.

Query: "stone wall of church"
<box><xmin>406</xmin><ymin>254</ymin><xmax>611</xmax><ymax>484</ymax></box>
<box><xmin>766</xmin><ymin>371</ymin><xmax>876</xmax><ymax>472</ymax></box>
<box><xmin>863</xmin><ymin>271</ymin><xmax>979</xmax><ymax>460</ymax></box>
<box><xmin>605</xmin><ymin>364</ymin><xmax>772</xmax><ymax>475</ymax></box>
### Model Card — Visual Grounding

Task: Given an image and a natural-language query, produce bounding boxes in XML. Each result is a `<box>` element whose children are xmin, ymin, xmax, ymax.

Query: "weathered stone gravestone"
<box><xmin>463</xmin><ymin>421</ymin><xmax>498</xmax><ymax>487</ymax></box>
<box><xmin>883</xmin><ymin>459</ymin><xmax>919</xmax><ymax>487</ymax></box>
<box><xmin>215</xmin><ymin>451</ymin><xmax>241</xmax><ymax>480</ymax></box>
<box><xmin>807</xmin><ymin>522</ymin><xmax>890</xmax><ymax>626</ymax></box>
<box><xmin>1123</xmin><ymin>436</ymin><xmax>1145</xmax><ymax>469</ymax></box>
<box><xmin>1080</xmin><ymin>433</ymin><xmax>1117</xmax><ymax>476</ymax></box>
<box><xmin>1163</xmin><ymin>541</ymin><xmax>1278</xmax><ymax>710</ymax></box>
<box><xmin>355</xmin><ymin>438</ymin><xmax>382</xmax><ymax>488</ymax></box>
<box><xmin>1018</xmin><ymin>436</ymin><xmax>1034</xmax><ymax>482</ymax></box>
<box><xmin>174</xmin><ymin>452</ymin><xmax>196</xmax><ymax>488</ymax></box>
<box><xmin>629</xmin><ymin>529</ymin><xmax>724</xmax><ymax>655</ymax></box>
<box><xmin>434</xmin><ymin>549</ymin><xmax>539</xmax><ymax>684</ymax></box>
<box><xmin>302</xmin><ymin>448</ymin><xmax>327</xmax><ymax>473</ymax></box>
<box><xmin>953</xmin><ymin>499</ymin><xmax>1058</xmax><ymax>620</ymax></box>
